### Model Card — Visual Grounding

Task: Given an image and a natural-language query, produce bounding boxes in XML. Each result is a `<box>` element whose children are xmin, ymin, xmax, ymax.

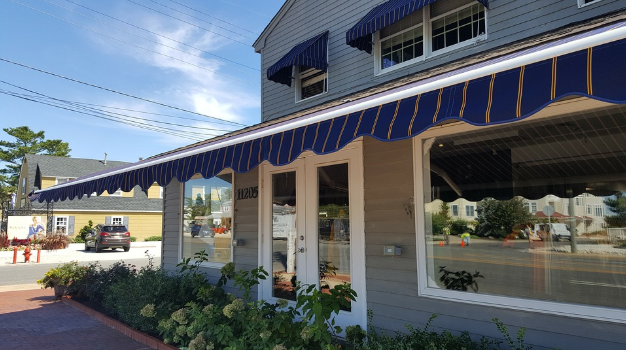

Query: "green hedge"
<box><xmin>144</xmin><ymin>236</ymin><xmax>162</xmax><ymax>241</ymax></box>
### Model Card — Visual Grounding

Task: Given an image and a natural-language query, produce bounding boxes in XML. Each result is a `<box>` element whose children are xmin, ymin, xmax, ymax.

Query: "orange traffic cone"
<box><xmin>439</xmin><ymin>241</ymin><xmax>444</xmax><ymax>246</ymax></box>
<box><xmin>461</xmin><ymin>240</ymin><xmax>466</xmax><ymax>247</ymax></box>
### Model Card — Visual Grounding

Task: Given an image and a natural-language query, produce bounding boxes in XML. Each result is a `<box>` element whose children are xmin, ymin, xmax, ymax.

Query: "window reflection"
<box><xmin>182</xmin><ymin>174</ymin><xmax>233</xmax><ymax>264</ymax></box>
<box><xmin>423</xmin><ymin>107</ymin><xmax>626</xmax><ymax>309</ymax></box>
<box><xmin>272</xmin><ymin>172</ymin><xmax>297</xmax><ymax>300</ymax></box>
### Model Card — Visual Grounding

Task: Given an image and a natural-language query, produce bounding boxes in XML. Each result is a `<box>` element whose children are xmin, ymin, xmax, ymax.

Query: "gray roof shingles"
<box><xmin>24</xmin><ymin>154</ymin><xmax>162</xmax><ymax>211</ymax></box>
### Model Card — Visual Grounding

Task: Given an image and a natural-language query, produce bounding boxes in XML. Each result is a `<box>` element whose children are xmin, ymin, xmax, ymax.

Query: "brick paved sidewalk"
<box><xmin>0</xmin><ymin>288</ymin><xmax>151</xmax><ymax>350</ymax></box>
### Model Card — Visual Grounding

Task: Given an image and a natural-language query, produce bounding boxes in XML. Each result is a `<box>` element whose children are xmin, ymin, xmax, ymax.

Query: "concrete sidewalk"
<box><xmin>0</xmin><ymin>287</ymin><xmax>151</xmax><ymax>350</ymax></box>
<box><xmin>0</xmin><ymin>242</ymin><xmax>162</xmax><ymax>265</ymax></box>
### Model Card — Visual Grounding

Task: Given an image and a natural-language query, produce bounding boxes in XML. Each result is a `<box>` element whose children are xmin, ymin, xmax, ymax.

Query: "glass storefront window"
<box><xmin>422</xmin><ymin>106</ymin><xmax>626</xmax><ymax>310</ymax></box>
<box><xmin>182</xmin><ymin>173</ymin><xmax>233</xmax><ymax>265</ymax></box>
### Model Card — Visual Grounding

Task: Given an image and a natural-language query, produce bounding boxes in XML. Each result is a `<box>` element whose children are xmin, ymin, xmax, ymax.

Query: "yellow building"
<box><xmin>16</xmin><ymin>154</ymin><xmax>163</xmax><ymax>241</ymax></box>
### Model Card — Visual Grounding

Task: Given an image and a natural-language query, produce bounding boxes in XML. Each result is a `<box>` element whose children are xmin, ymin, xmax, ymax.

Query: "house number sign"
<box><xmin>236</xmin><ymin>186</ymin><xmax>258</xmax><ymax>200</ymax></box>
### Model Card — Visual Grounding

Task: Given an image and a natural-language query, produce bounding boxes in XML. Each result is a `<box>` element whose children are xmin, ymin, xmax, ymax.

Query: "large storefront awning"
<box><xmin>267</xmin><ymin>31</ymin><xmax>329</xmax><ymax>86</ymax></box>
<box><xmin>33</xmin><ymin>20</ymin><xmax>626</xmax><ymax>203</ymax></box>
<box><xmin>345</xmin><ymin>0</ymin><xmax>489</xmax><ymax>53</ymax></box>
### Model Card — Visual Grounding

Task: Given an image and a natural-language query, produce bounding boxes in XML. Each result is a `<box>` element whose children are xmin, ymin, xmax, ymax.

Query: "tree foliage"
<box><xmin>604</xmin><ymin>192</ymin><xmax>626</xmax><ymax>227</ymax></box>
<box><xmin>431</xmin><ymin>202</ymin><xmax>451</xmax><ymax>235</ymax></box>
<box><xmin>0</xmin><ymin>126</ymin><xmax>71</xmax><ymax>201</ymax></box>
<box><xmin>475</xmin><ymin>197</ymin><xmax>532</xmax><ymax>238</ymax></box>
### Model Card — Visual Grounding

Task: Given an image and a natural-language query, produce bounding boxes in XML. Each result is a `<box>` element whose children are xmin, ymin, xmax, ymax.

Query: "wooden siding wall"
<box><xmin>260</xmin><ymin>0</ymin><xmax>625</xmax><ymax>121</ymax></box>
<box><xmin>362</xmin><ymin>137</ymin><xmax>626</xmax><ymax>350</ymax></box>
<box><xmin>161</xmin><ymin>170</ymin><xmax>259</xmax><ymax>297</ymax></box>
<box><xmin>162</xmin><ymin>179</ymin><xmax>181</xmax><ymax>273</ymax></box>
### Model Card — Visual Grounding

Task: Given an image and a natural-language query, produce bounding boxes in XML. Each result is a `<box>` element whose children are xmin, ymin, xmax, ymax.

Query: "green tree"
<box><xmin>0</xmin><ymin>126</ymin><xmax>71</xmax><ymax>201</ymax></box>
<box><xmin>604</xmin><ymin>192</ymin><xmax>626</xmax><ymax>227</ymax></box>
<box><xmin>431</xmin><ymin>202</ymin><xmax>451</xmax><ymax>235</ymax></box>
<box><xmin>476</xmin><ymin>197</ymin><xmax>532</xmax><ymax>238</ymax></box>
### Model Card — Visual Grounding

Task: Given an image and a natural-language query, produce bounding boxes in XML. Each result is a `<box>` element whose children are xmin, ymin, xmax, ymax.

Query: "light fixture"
<box><xmin>438</xmin><ymin>143</ymin><xmax>444</xmax><ymax>147</ymax></box>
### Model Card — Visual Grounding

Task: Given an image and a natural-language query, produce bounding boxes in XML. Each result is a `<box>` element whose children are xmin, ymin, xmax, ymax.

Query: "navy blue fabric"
<box><xmin>267</xmin><ymin>31</ymin><xmax>329</xmax><ymax>86</ymax></box>
<box><xmin>346</xmin><ymin>0</ymin><xmax>489</xmax><ymax>53</ymax></box>
<box><xmin>34</xmin><ymin>30</ymin><xmax>626</xmax><ymax>203</ymax></box>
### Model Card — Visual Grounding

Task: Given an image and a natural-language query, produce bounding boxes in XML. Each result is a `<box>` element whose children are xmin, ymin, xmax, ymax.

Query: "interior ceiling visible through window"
<box><xmin>429</xmin><ymin>104</ymin><xmax>626</xmax><ymax>201</ymax></box>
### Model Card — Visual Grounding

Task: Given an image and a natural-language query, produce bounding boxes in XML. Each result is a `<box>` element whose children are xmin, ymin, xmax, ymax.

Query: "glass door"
<box><xmin>261</xmin><ymin>146</ymin><xmax>366</xmax><ymax>329</ymax></box>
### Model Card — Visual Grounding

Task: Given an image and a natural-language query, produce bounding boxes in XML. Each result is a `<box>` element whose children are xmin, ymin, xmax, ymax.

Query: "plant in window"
<box><xmin>439</xmin><ymin>266</ymin><xmax>483</xmax><ymax>292</ymax></box>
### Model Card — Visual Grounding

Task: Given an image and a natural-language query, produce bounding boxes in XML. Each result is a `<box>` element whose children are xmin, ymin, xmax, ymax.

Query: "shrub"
<box><xmin>0</xmin><ymin>234</ymin><xmax>9</xmax><ymax>249</ymax></box>
<box><xmin>450</xmin><ymin>219</ymin><xmax>472</xmax><ymax>235</ymax></box>
<box><xmin>145</xmin><ymin>236</ymin><xmax>162</xmax><ymax>241</ymax></box>
<box><xmin>40</xmin><ymin>234</ymin><xmax>70</xmax><ymax>250</ymax></box>
<box><xmin>130</xmin><ymin>237</ymin><xmax>137</xmax><ymax>242</ymax></box>
<box><xmin>37</xmin><ymin>261</ymin><xmax>87</xmax><ymax>289</ymax></box>
<box><xmin>71</xmin><ymin>236</ymin><xmax>85</xmax><ymax>243</ymax></box>
<box><xmin>78</xmin><ymin>220</ymin><xmax>94</xmax><ymax>241</ymax></box>
<box><xmin>81</xmin><ymin>261</ymin><xmax>138</xmax><ymax>304</ymax></box>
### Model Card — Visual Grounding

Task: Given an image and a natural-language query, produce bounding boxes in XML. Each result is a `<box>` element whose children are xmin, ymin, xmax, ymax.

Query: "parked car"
<box><xmin>535</xmin><ymin>223</ymin><xmax>571</xmax><ymax>242</ymax></box>
<box><xmin>85</xmin><ymin>224</ymin><xmax>131</xmax><ymax>252</ymax></box>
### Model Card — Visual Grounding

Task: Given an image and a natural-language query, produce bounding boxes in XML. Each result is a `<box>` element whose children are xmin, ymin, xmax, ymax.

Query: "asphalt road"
<box><xmin>432</xmin><ymin>239</ymin><xmax>626</xmax><ymax>308</ymax></box>
<box><xmin>0</xmin><ymin>257</ymin><xmax>161</xmax><ymax>286</ymax></box>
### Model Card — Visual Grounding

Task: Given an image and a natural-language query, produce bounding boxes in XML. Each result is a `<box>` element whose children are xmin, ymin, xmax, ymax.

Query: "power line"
<box><xmin>125</xmin><ymin>0</ymin><xmax>253</xmax><ymax>47</ymax></box>
<box><xmin>145</xmin><ymin>0</ymin><xmax>256</xmax><ymax>40</ymax></box>
<box><xmin>8</xmin><ymin>0</ymin><xmax>259</xmax><ymax>85</ymax></box>
<box><xmin>0</xmin><ymin>56</ymin><xmax>248</xmax><ymax>127</ymax></box>
<box><xmin>215</xmin><ymin>0</ymin><xmax>272</xmax><ymax>18</ymax></box>
<box><xmin>0</xmin><ymin>81</ymin><xmax>235</xmax><ymax>133</ymax></box>
<box><xmin>1</xmin><ymin>90</ymin><xmax>208</xmax><ymax>141</ymax></box>
<box><xmin>61</xmin><ymin>0</ymin><xmax>259</xmax><ymax>72</ymax></box>
<box><xmin>164</xmin><ymin>0</ymin><xmax>259</xmax><ymax>35</ymax></box>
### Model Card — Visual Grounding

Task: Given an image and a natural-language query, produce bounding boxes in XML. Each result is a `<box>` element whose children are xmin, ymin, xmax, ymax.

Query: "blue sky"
<box><xmin>0</xmin><ymin>0</ymin><xmax>284</xmax><ymax>163</ymax></box>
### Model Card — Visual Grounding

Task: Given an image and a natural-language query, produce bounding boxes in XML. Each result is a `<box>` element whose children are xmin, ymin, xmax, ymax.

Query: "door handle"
<box><xmin>297</xmin><ymin>247</ymin><xmax>305</xmax><ymax>253</ymax></box>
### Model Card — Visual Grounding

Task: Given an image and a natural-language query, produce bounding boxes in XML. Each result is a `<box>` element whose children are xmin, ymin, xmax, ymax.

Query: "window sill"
<box><xmin>296</xmin><ymin>90</ymin><xmax>328</xmax><ymax>104</ymax></box>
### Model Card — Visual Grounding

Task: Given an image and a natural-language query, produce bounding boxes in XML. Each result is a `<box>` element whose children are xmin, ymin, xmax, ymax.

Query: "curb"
<box><xmin>62</xmin><ymin>297</ymin><xmax>177</xmax><ymax>350</ymax></box>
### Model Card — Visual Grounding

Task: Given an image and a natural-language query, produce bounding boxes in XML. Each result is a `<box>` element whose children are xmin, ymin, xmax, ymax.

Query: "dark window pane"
<box><xmin>459</xmin><ymin>24</ymin><xmax>473</xmax><ymax>42</ymax></box>
<box><xmin>446</xmin><ymin>30</ymin><xmax>458</xmax><ymax>47</ymax></box>
<box><xmin>432</xmin><ymin>34</ymin><xmax>445</xmax><ymax>51</ymax></box>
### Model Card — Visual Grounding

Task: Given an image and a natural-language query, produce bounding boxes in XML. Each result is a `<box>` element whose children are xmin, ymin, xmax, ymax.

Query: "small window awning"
<box><xmin>346</xmin><ymin>0</ymin><xmax>489</xmax><ymax>53</ymax></box>
<box><xmin>267</xmin><ymin>31</ymin><xmax>329</xmax><ymax>86</ymax></box>
<box><xmin>32</xmin><ymin>20</ymin><xmax>626</xmax><ymax>203</ymax></box>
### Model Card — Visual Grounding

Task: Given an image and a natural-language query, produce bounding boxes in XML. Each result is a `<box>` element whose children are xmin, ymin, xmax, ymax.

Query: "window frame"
<box><xmin>294</xmin><ymin>65</ymin><xmax>329</xmax><ymax>103</ymax></box>
<box><xmin>465</xmin><ymin>205</ymin><xmax>474</xmax><ymax>217</ymax></box>
<box><xmin>179</xmin><ymin>171</ymin><xmax>235</xmax><ymax>269</ymax></box>
<box><xmin>55</xmin><ymin>216</ymin><xmax>69</xmax><ymax>235</ymax></box>
<box><xmin>374</xmin><ymin>2</ymin><xmax>488</xmax><ymax>75</ymax></box>
<box><xmin>578</xmin><ymin>0</ymin><xmax>602</xmax><ymax>8</ymax></box>
<box><xmin>55</xmin><ymin>177</ymin><xmax>75</xmax><ymax>185</ymax></box>
<box><xmin>111</xmin><ymin>216</ymin><xmax>124</xmax><ymax>226</ymax></box>
<box><xmin>451</xmin><ymin>204</ymin><xmax>459</xmax><ymax>216</ymax></box>
<box><xmin>110</xmin><ymin>189</ymin><xmax>123</xmax><ymax>197</ymax></box>
<box><xmin>412</xmin><ymin>104</ymin><xmax>626</xmax><ymax>324</ymax></box>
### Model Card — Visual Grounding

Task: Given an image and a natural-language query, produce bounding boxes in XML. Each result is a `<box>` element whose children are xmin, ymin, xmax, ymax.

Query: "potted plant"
<box><xmin>37</xmin><ymin>261</ymin><xmax>85</xmax><ymax>298</ymax></box>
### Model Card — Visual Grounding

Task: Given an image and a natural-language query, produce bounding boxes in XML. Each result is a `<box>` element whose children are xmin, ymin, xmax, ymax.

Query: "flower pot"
<box><xmin>53</xmin><ymin>284</ymin><xmax>67</xmax><ymax>299</ymax></box>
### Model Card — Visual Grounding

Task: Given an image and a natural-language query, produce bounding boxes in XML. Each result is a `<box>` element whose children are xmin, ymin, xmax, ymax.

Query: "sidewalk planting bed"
<box><xmin>39</xmin><ymin>252</ymin><xmax>534</xmax><ymax>350</ymax></box>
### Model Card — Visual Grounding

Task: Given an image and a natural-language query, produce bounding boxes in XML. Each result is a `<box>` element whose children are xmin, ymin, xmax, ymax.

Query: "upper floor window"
<box><xmin>55</xmin><ymin>177</ymin><xmax>75</xmax><ymax>185</ymax></box>
<box><xmin>451</xmin><ymin>204</ymin><xmax>458</xmax><ymax>216</ymax></box>
<box><xmin>578</xmin><ymin>0</ymin><xmax>602</xmax><ymax>8</ymax></box>
<box><xmin>21</xmin><ymin>177</ymin><xmax>27</xmax><ymax>195</ymax></box>
<box><xmin>431</xmin><ymin>2</ymin><xmax>485</xmax><ymax>52</ymax></box>
<box><xmin>465</xmin><ymin>205</ymin><xmax>475</xmax><ymax>217</ymax></box>
<box><xmin>376</xmin><ymin>0</ymin><xmax>486</xmax><ymax>73</ymax></box>
<box><xmin>296</xmin><ymin>66</ymin><xmax>327</xmax><ymax>101</ymax></box>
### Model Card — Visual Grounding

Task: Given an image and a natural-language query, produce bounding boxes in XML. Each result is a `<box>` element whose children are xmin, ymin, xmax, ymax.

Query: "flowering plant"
<box><xmin>37</xmin><ymin>261</ymin><xmax>87</xmax><ymax>289</ymax></box>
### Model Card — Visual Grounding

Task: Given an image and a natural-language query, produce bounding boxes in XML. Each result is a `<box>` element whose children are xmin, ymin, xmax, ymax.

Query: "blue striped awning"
<box><xmin>33</xmin><ymin>21</ymin><xmax>626</xmax><ymax>203</ymax></box>
<box><xmin>267</xmin><ymin>31</ymin><xmax>329</xmax><ymax>86</ymax></box>
<box><xmin>346</xmin><ymin>0</ymin><xmax>489</xmax><ymax>53</ymax></box>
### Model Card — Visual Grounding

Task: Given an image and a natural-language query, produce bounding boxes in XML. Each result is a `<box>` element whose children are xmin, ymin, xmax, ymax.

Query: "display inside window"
<box><xmin>55</xmin><ymin>217</ymin><xmax>68</xmax><ymax>234</ymax></box>
<box><xmin>182</xmin><ymin>173</ymin><xmax>233</xmax><ymax>265</ymax></box>
<box><xmin>422</xmin><ymin>106</ymin><xmax>626</xmax><ymax>309</ymax></box>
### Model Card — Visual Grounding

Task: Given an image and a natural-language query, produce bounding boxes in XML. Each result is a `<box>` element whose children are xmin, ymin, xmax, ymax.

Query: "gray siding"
<box><xmin>161</xmin><ymin>170</ymin><xmax>260</xmax><ymax>297</ymax></box>
<box><xmin>259</xmin><ymin>0</ymin><xmax>625</xmax><ymax>121</ymax></box>
<box><xmin>362</xmin><ymin>137</ymin><xmax>626</xmax><ymax>350</ymax></box>
<box><xmin>162</xmin><ymin>179</ymin><xmax>181</xmax><ymax>273</ymax></box>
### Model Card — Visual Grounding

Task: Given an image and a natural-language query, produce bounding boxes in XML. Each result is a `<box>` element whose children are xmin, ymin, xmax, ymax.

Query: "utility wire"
<box><xmin>165</xmin><ymin>0</ymin><xmax>259</xmax><ymax>35</ymax></box>
<box><xmin>8</xmin><ymin>0</ymin><xmax>259</xmax><ymax>85</ymax></box>
<box><xmin>0</xmin><ymin>56</ymin><xmax>248</xmax><ymax>127</ymax></box>
<box><xmin>125</xmin><ymin>0</ymin><xmax>252</xmax><ymax>47</ymax></box>
<box><xmin>216</xmin><ymin>0</ymin><xmax>272</xmax><ymax>18</ymax></box>
<box><xmin>145</xmin><ymin>0</ymin><xmax>256</xmax><ymax>40</ymax></box>
<box><xmin>1</xmin><ymin>90</ymin><xmax>207</xmax><ymax>141</ymax></box>
<box><xmin>61</xmin><ymin>0</ymin><xmax>259</xmax><ymax>72</ymax></box>
<box><xmin>0</xmin><ymin>82</ymin><xmax>233</xmax><ymax>133</ymax></box>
